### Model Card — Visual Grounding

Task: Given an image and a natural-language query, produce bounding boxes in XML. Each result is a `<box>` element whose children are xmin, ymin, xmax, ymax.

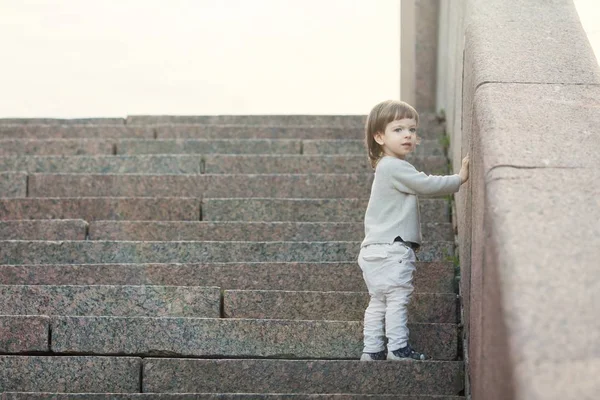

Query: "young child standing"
<box><xmin>359</xmin><ymin>100</ymin><xmax>469</xmax><ymax>361</ymax></box>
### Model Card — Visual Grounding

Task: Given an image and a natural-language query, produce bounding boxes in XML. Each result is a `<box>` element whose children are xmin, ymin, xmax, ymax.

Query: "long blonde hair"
<box><xmin>364</xmin><ymin>100</ymin><xmax>419</xmax><ymax>168</ymax></box>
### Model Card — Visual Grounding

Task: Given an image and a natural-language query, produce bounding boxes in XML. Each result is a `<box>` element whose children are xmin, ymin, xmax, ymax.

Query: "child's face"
<box><xmin>374</xmin><ymin>118</ymin><xmax>418</xmax><ymax>160</ymax></box>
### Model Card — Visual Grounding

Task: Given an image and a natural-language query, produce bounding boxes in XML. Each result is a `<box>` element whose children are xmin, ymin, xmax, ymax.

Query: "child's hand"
<box><xmin>459</xmin><ymin>154</ymin><xmax>470</xmax><ymax>184</ymax></box>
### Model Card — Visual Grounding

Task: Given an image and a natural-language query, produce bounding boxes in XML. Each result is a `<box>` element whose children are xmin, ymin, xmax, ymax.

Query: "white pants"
<box><xmin>358</xmin><ymin>241</ymin><xmax>416</xmax><ymax>353</ymax></box>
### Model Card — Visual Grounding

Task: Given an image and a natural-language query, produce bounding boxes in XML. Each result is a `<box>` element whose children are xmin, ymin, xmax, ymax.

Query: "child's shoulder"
<box><xmin>376</xmin><ymin>156</ymin><xmax>415</xmax><ymax>172</ymax></box>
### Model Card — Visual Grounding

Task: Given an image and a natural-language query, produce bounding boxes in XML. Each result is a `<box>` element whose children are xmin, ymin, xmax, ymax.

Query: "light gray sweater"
<box><xmin>361</xmin><ymin>155</ymin><xmax>462</xmax><ymax>248</ymax></box>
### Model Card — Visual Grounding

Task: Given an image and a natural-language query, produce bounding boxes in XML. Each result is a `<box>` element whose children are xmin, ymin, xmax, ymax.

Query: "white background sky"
<box><xmin>1</xmin><ymin>1</ymin><xmax>597</xmax><ymax>118</ymax></box>
<box><xmin>0</xmin><ymin>0</ymin><xmax>400</xmax><ymax>117</ymax></box>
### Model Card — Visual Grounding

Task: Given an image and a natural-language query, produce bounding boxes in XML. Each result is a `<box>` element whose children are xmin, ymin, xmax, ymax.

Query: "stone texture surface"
<box><xmin>0</xmin><ymin>261</ymin><xmax>455</xmax><ymax>293</ymax></box>
<box><xmin>142</xmin><ymin>358</ymin><xmax>464</xmax><ymax>395</ymax></box>
<box><xmin>0</xmin><ymin>316</ymin><xmax>49</xmax><ymax>353</ymax></box>
<box><xmin>51</xmin><ymin>316</ymin><xmax>457</xmax><ymax>360</ymax></box>
<box><xmin>0</xmin><ymin>197</ymin><xmax>201</xmax><ymax>221</ymax></box>
<box><xmin>127</xmin><ymin>115</ymin><xmax>367</xmax><ymax>127</ymax></box>
<box><xmin>224</xmin><ymin>290</ymin><xmax>456</xmax><ymax>323</ymax></box>
<box><xmin>0</xmin><ymin>220</ymin><xmax>87</xmax><ymax>240</ymax></box>
<box><xmin>0</xmin><ymin>356</ymin><xmax>140</xmax><ymax>392</ymax></box>
<box><xmin>88</xmin><ymin>221</ymin><xmax>452</xmax><ymax>242</ymax></box>
<box><xmin>0</xmin><ymin>125</ymin><xmax>152</xmax><ymax>139</ymax></box>
<box><xmin>302</xmin><ymin>140</ymin><xmax>442</xmax><ymax>156</ymax></box>
<box><xmin>202</xmin><ymin>198</ymin><xmax>449</xmax><ymax>223</ymax></box>
<box><xmin>0</xmin><ymin>285</ymin><xmax>220</xmax><ymax>317</ymax></box>
<box><xmin>1</xmin><ymin>394</ymin><xmax>465</xmax><ymax>399</ymax></box>
<box><xmin>27</xmin><ymin>174</ymin><xmax>374</xmax><ymax>198</ymax></box>
<box><xmin>0</xmin><ymin>172</ymin><xmax>27</xmax><ymax>197</ymax></box>
<box><xmin>116</xmin><ymin>139</ymin><xmax>301</xmax><ymax>155</ymax></box>
<box><xmin>0</xmin><ymin>241</ymin><xmax>450</xmax><ymax>264</ymax></box>
<box><xmin>0</xmin><ymin>139</ymin><xmax>114</xmax><ymax>156</ymax></box>
<box><xmin>474</xmin><ymin>167</ymin><xmax>600</xmax><ymax>400</ymax></box>
<box><xmin>0</xmin><ymin>118</ymin><xmax>125</xmax><ymax>125</ymax></box>
<box><xmin>203</xmin><ymin>155</ymin><xmax>447</xmax><ymax>174</ymax></box>
<box><xmin>0</xmin><ymin>155</ymin><xmax>202</xmax><ymax>174</ymax></box>
<box><xmin>474</xmin><ymin>83</ymin><xmax>600</xmax><ymax>169</ymax></box>
<box><xmin>415</xmin><ymin>0</ymin><xmax>439</xmax><ymax>111</ymax></box>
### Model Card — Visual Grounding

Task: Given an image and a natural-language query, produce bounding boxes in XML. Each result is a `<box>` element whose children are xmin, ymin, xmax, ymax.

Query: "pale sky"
<box><xmin>0</xmin><ymin>0</ymin><xmax>401</xmax><ymax>117</ymax></box>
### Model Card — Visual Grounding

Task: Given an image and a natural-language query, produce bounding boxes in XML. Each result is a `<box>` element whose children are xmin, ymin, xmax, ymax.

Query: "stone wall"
<box><xmin>437</xmin><ymin>0</ymin><xmax>600</xmax><ymax>399</ymax></box>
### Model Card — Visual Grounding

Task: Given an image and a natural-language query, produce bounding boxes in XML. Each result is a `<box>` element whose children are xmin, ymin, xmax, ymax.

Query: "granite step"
<box><xmin>0</xmin><ymin>139</ymin><xmax>114</xmax><ymax>156</ymax></box>
<box><xmin>0</xmin><ymin>220</ymin><xmax>87</xmax><ymax>240</ymax></box>
<box><xmin>224</xmin><ymin>290</ymin><xmax>457</xmax><ymax>323</ymax></box>
<box><xmin>2</xmin><ymin>394</ymin><xmax>464</xmax><ymax>399</ymax></box>
<box><xmin>142</xmin><ymin>358</ymin><xmax>463</xmax><ymax>395</ymax></box>
<box><xmin>0</xmin><ymin>125</ymin><xmax>152</xmax><ymax>139</ymax></box>
<box><xmin>126</xmin><ymin>115</ymin><xmax>368</xmax><ymax>127</ymax></box>
<box><xmin>302</xmin><ymin>139</ymin><xmax>443</xmax><ymax>156</ymax></box>
<box><xmin>0</xmin><ymin>155</ymin><xmax>203</xmax><ymax>174</ymax></box>
<box><xmin>0</xmin><ymin>197</ymin><xmax>201</xmax><ymax>221</ymax></box>
<box><xmin>0</xmin><ymin>356</ymin><xmax>141</xmax><ymax>393</ymax></box>
<box><xmin>0</xmin><ymin>172</ymin><xmax>27</xmax><ymax>197</ymax></box>
<box><xmin>203</xmin><ymin>154</ymin><xmax>448</xmax><ymax>174</ymax></box>
<box><xmin>0</xmin><ymin>261</ymin><xmax>455</xmax><ymax>293</ymax></box>
<box><xmin>0</xmin><ymin>315</ymin><xmax>49</xmax><ymax>353</ymax></box>
<box><xmin>26</xmin><ymin>173</ymin><xmax>374</xmax><ymax>198</ymax></box>
<box><xmin>0</xmin><ymin>241</ymin><xmax>454</xmax><ymax>264</ymax></box>
<box><xmin>0</xmin><ymin>154</ymin><xmax>448</xmax><ymax>175</ymax></box>
<box><xmin>87</xmin><ymin>221</ymin><xmax>453</xmax><ymax>242</ymax></box>
<box><xmin>203</xmin><ymin>198</ymin><xmax>450</xmax><ymax>223</ymax></box>
<box><xmin>50</xmin><ymin>316</ymin><xmax>457</xmax><ymax>360</ymax></box>
<box><xmin>116</xmin><ymin>139</ymin><xmax>302</xmax><ymax>155</ymax></box>
<box><xmin>0</xmin><ymin>285</ymin><xmax>220</xmax><ymax>317</ymax></box>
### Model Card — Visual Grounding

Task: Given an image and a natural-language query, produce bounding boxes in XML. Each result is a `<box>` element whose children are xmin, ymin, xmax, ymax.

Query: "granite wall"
<box><xmin>436</xmin><ymin>0</ymin><xmax>600</xmax><ymax>399</ymax></box>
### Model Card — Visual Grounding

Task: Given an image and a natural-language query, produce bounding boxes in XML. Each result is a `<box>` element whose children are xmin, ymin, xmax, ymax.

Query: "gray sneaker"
<box><xmin>387</xmin><ymin>343</ymin><xmax>426</xmax><ymax>361</ymax></box>
<box><xmin>360</xmin><ymin>350</ymin><xmax>387</xmax><ymax>361</ymax></box>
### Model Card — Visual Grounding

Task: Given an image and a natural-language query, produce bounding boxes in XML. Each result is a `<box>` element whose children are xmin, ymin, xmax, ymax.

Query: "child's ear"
<box><xmin>415</xmin><ymin>135</ymin><xmax>422</xmax><ymax>145</ymax></box>
<box><xmin>373</xmin><ymin>132</ymin><xmax>385</xmax><ymax>145</ymax></box>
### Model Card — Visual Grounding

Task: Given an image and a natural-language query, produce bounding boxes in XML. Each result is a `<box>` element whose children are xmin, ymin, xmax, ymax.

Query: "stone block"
<box><xmin>51</xmin><ymin>316</ymin><xmax>457</xmax><ymax>360</ymax></box>
<box><xmin>127</xmin><ymin>115</ymin><xmax>367</xmax><ymax>127</ymax></box>
<box><xmin>0</xmin><ymin>126</ymin><xmax>152</xmax><ymax>139</ymax></box>
<box><xmin>0</xmin><ymin>316</ymin><xmax>49</xmax><ymax>353</ymax></box>
<box><xmin>28</xmin><ymin>174</ymin><xmax>373</xmax><ymax>198</ymax></box>
<box><xmin>0</xmin><ymin>197</ymin><xmax>200</xmax><ymax>221</ymax></box>
<box><xmin>0</xmin><ymin>220</ymin><xmax>87</xmax><ymax>240</ymax></box>
<box><xmin>116</xmin><ymin>139</ymin><xmax>301</xmax><ymax>155</ymax></box>
<box><xmin>142</xmin><ymin>358</ymin><xmax>464</xmax><ymax>395</ymax></box>
<box><xmin>202</xmin><ymin>198</ymin><xmax>448</xmax><ymax>223</ymax></box>
<box><xmin>0</xmin><ymin>155</ymin><xmax>202</xmax><ymax>174</ymax></box>
<box><xmin>0</xmin><ymin>172</ymin><xmax>27</xmax><ymax>197</ymax></box>
<box><xmin>0</xmin><ymin>241</ymin><xmax>451</xmax><ymax>265</ymax></box>
<box><xmin>0</xmin><ymin>261</ymin><xmax>455</xmax><ymax>293</ymax></box>
<box><xmin>0</xmin><ymin>139</ymin><xmax>114</xmax><ymax>156</ymax></box>
<box><xmin>0</xmin><ymin>356</ymin><xmax>140</xmax><ymax>392</ymax></box>
<box><xmin>0</xmin><ymin>285</ymin><xmax>220</xmax><ymax>317</ymax></box>
<box><xmin>302</xmin><ymin>140</ymin><xmax>443</xmax><ymax>156</ymax></box>
<box><xmin>224</xmin><ymin>290</ymin><xmax>457</xmax><ymax>323</ymax></box>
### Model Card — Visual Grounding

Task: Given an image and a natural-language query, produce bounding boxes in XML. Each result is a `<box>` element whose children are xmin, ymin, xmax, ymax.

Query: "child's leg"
<box><xmin>362</xmin><ymin>293</ymin><xmax>387</xmax><ymax>353</ymax></box>
<box><xmin>385</xmin><ymin>283</ymin><xmax>414</xmax><ymax>351</ymax></box>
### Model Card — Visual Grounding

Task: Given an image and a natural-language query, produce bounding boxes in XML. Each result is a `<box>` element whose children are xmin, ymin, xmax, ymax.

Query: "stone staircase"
<box><xmin>0</xmin><ymin>114</ymin><xmax>464</xmax><ymax>398</ymax></box>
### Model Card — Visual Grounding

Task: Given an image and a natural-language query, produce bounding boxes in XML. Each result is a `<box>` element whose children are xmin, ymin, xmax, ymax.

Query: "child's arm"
<box><xmin>384</xmin><ymin>156</ymin><xmax>469</xmax><ymax>196</ymax></box>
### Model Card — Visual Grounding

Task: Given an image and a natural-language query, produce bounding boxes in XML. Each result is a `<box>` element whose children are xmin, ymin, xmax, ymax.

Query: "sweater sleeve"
<box><xmin>382</xmin><ymin>158</ymin><xmax>462</xmax><ymax>196</ymax></box>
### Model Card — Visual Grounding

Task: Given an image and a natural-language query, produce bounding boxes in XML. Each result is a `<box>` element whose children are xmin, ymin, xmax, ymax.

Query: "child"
<box><xmin>358</xmin><ymin>100</ymin><xmax>469</xmax><ymax>361</ymax></box>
